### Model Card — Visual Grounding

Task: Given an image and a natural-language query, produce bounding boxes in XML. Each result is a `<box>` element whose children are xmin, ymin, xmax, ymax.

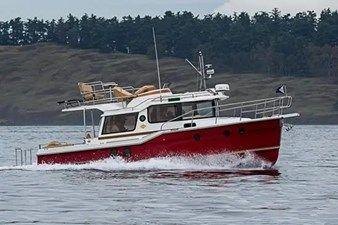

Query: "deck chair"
<box><xmin>135</xmin><ymin>85</ymin><xmax>156</xmax><ymax>95</ymax></box>
<box><xmin>113</xmin><ymin>87</ymin><xmax>135</xmax><ymax>102</ymax></box>
<box><xmin>78</xmin><ymin>82</ymin><xmax>105</xmax><ymax>101</ymax></box>
<box><xmin>137</xmin><ymin>88</ymin><xmax>172</xmax><ymax>97</ymax></box>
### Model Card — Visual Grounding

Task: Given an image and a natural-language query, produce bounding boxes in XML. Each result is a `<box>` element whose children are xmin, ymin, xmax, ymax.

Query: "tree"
<box><xmin>9</xmin><ymin>17</ymin><xmax>24</xmax><ymax>45</ymax></box>
<box><xmin>25</xmin><ymin>17</ymin><xmax>47</xmax><ymax>44</ymax></box>
<box><xmin>0</xmin><ymin>22</ymin><xmax>11</xmax><ymax>45</ymax></box>
<box><xmin>317</xmin><ymin>9</ymin><xmax>338</xmax><ymax>46</ymax></box>
<box><xmin>0</xmin><ymin>9</ymin><xmax>337</xmax><ymax>78</ymax></box>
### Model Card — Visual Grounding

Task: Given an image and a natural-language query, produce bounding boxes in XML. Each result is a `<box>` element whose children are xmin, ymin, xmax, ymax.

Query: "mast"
<box><xmin>152</xmin><ymin>27</ymin><xmax>162</xmax><ymax>98</ymax></box>
<box><xmin>185</xmin><ymin>51</ymin><xmax>214</xmax><ymax>91</ymax></box>
<box><xmin>198</xmin><ymin>51</ymin><xmax>206</xmax><ymax>90</ymax></box>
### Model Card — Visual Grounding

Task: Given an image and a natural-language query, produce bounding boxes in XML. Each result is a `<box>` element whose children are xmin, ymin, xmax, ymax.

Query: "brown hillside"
<box><xmin>0</xmin><ymin>43</ymin><xmax>337</xmax><ymax>125</ymax></box>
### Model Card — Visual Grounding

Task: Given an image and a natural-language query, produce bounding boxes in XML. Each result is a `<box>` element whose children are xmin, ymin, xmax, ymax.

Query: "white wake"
<box><xmin>0</xmin><ymin>154</ymin><xmax>272</xmax><ymax>172</ymax></box>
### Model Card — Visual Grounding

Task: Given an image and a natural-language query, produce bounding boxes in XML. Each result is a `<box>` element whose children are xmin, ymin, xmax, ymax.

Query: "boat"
<box><xmin>33</xmin><ymin>50</ymin><xmax>299</xmax><ymax>166</ymax></box>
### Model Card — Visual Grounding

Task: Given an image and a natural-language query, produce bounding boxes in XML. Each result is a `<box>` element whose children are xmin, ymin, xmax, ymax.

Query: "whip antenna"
<box><xmin>152</xmin><ymin>27</ymin><xmax>162</xmax><ymax>97</ymax></box>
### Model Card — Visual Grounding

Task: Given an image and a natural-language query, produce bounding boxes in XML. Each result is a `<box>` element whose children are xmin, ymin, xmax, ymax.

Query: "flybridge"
<box><xmin>58</xmin><ymin>81</ymin><xmax>171</xmax><ymax>111</ymax></box>
<box><xmin>58</xmin><ymin>50</ymin><xmax>221</xmax><ymax>113</ymax></box>
<box><xmin>58</xmin><ymin>80</ymin><xmax>231</xmax><ymax>113</ymax></box>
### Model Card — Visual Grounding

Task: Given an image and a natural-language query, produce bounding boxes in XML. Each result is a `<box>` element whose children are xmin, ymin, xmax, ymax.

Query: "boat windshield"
<box><xmin>102</xmin><ymin>113</ymin><xmax>138</xmax><ymax>135</ymax></box>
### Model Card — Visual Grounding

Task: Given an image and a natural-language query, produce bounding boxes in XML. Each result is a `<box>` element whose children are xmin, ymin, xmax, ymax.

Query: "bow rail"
<box><xmin>161</xmin><ymin>95</ymin><xmax>293</xmax><ymax>130</ymax></box>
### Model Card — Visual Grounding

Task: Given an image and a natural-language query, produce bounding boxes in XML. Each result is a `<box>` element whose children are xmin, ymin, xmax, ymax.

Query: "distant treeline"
<box><xmin>0</xmin><ymin>9</ymin><xmax>337</xmax><ymax>78</ymax></box>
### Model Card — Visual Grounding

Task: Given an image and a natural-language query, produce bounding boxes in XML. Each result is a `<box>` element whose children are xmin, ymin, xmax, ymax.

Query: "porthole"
<box><xmin>193</xmin><ymin>134</ymin><xmax>201</xmax><ymax>141</ymax></box>
<box><xmin>238</xmin><ymin>127</ymin><xmax>246</xmax><ymax>135</ymax></box>
<box><xmin>124</xmin><ymin>147</ymin><xmax>132</xmax><ymax>158</ymax></box>
<box><xmin>223</xmin><ymin>130</ymin><xmax>231</xmax><ymax>137</ymax></box>
<box><xmin>110</xmin><ymin>148</ymin><xmax>118</xmax><ymax>158</ymax></box>
<box><xmin>139</xmin><ymin>115</ymin><xmax>146</xmax><ymax>122</ymax></box>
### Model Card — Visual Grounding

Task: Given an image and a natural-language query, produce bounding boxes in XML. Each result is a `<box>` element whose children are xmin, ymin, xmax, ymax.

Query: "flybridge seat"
<box><xmin>113</xmin><ymin>85</ymin><xmax>171</xmax><ymax>102</ymax></box>
<box><xmin>135</xmin><ymin>85</ymin><xmax>156</xmax><ymax>95</ymax></box>
<box><xmin>113</xmin><ymin>86</ymin><xmax>134</xmax><ymax>102</ymax></box>
<box><xmin>77</xmin><ymin>81</ymin><xmax>171</xmax><ymax>104</ymax></box>
<box><xmin>78</xmin><ymin>81</ymin><xmax>107</xmax><ymax>101</ymax></box>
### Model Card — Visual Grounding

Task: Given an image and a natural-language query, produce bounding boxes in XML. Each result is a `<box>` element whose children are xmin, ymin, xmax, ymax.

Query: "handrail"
<box><xmin>160</xmin><ymin>96</ymin><xmax>292</xmax><ymax>130</ymax></box>
<box><xmin>61</xmin><ymin>85</ymin><xmax>136</xmax><ymax>109</ymax></box>
<box><xmin>61</xmin><ymin>88</ymin><xmax>215</xmax><ymax>110</ymax></box>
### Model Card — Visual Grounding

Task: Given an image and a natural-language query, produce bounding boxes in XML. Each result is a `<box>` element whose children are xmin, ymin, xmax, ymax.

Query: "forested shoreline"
<box><xmin>0</xmin><ymin>9</ymin><xmax>337</xmax><ymax>79</ymax></box>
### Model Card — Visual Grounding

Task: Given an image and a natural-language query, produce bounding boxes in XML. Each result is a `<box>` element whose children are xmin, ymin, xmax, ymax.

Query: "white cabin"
<box><xmin>60</xmin><ymin>81</ymin><xmax>231</xmax><ymax>143</ymax></box>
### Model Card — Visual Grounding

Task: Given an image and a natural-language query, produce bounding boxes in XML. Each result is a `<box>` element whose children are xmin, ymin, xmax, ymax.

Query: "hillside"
<box><xmin>0</xmin><ymin>43</ymin><xmax>337</xmax><ymax>125</ymax></box>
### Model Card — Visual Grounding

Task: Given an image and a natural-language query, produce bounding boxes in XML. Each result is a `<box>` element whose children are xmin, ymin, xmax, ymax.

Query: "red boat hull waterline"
<box><xmin>37</xmin><ymin>118</ymin><xmax>282</xmax><ymax>165</ymax></box>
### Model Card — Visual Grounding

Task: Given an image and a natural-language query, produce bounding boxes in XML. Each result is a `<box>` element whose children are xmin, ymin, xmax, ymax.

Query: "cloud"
<box><xmin>215</xmin><ymin>0</ymin><xmax>338</xmax><ymax>15</ymax></box>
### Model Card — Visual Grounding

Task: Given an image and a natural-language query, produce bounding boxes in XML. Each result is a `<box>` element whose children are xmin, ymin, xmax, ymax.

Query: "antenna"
<box><xmin>185</xmin><ymin>51</ymin><xmax>215</xmax><ymax>91</ymax></box>
<box><xmin>198</xmin><ymin>51</ymin><xmax>206</xmax><ymax>90</ymax></box>
<box><xmin>152</xmin><ymin>27</ymin><xmax>162</xmax><ymax>96</ymax></box>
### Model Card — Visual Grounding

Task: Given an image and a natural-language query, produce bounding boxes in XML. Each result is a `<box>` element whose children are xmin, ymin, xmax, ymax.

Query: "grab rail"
<box><xmin>57</xmin><ymin>81</ymin><xmax>138</xmax><ymax>109</ymax></box>
<box><xmin>60</xmin><ymin>85</ymin><xmax>214</xmax><ymax>110</ymax></box>
<box><xmin>160</xmin><ymin>96</ymin><xmax>292</xmax><ymax>130</ymax></box>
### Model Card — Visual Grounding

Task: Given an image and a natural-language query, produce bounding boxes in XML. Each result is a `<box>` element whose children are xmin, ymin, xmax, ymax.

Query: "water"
<box><xmin>0</xmin><ymin>126</ymin><xmax>337</xmax><ymax>224</ymax></box>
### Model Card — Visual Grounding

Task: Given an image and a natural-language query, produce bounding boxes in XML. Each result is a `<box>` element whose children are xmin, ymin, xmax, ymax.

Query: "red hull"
<box><xmin>37</xmin><ymin>119</ymin><xmax>282</xmax><ymax>165</ymax></box>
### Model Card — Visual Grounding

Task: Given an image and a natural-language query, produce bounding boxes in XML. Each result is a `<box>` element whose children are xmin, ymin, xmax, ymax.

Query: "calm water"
<box><xmin>0</xmin><ymin>125</ymin><xmax>338</xmax><ymax>224</ymax></box>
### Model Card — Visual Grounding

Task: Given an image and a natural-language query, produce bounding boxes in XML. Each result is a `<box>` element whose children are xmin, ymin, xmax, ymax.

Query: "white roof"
<box><xmin>62</xmin><ymin>89</ymin><xmax>229</xmax><ymax>115</ymax></box>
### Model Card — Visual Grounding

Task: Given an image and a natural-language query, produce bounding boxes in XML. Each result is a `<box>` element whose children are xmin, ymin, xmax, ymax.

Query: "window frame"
<box><xmin>181</xmin><ymin>100</ymin><xmax>215</xmax><ymax>120</ymax></box>
<box><xmin>147</xmin><ymin>103</ymin><xmax>181</xmax><ymax>124</ymax></box>
<box><xmin>101</xmin><ymin>112</ymin><xmax>139</xmax><ymax>135</ymax></box>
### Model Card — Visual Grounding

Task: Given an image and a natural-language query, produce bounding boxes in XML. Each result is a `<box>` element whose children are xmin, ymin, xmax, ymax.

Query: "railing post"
<box><xmin>83</xmin><ymin>109</ymin><xmax>86</xmax><ymax>138</ymax></box>
<box><xmin>15</xmin><ymin>148</ymin><xmax>18</xmax><ymax>166</ymax></box>
<box><xmin>215</xmin><ymin>107</ymin><xmax>218</xmax><ymax>125</ymax></box>
<box><xmin>109</xmin><ymin>86</ymin><xmax>113</xmax><ymax>101</ymax></box>
<box><xmin>215</xmin><ymin>102</ymin><xmax>219</xmax><ymax>124</ymax></box>
<box><xmin>24</xmin><ymin>150</ymin><xmax>27</xmax><ymax>165</ymax></box>
<box><xmin>29</xmin><ymin>149</ymin><xmax>33</xmax><ymax>165</ymax></box>
<box><xmin>240</xmin><ymin>103</ymin><xmax>243</xmax><ymax>121</ymax></box>
<box><xmin>20</xmin><ymin>149</ymin><xmax>23</xmax><ymax>166</ymax></box>
<box><xmin>90</xmin><ymin>109</ymin><xmax>96</xmax><ymax>137</ymax></box>
<box><xmin>255</xmin><ymin>104</ymin><xmax>258</xmax><ymax>119</ymax></box>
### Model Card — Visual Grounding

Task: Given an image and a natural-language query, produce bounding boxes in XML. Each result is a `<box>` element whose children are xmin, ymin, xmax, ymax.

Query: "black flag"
<box><xmin>276</xmin><ymin>85</ymin><xmax>287</xmax><ymax>94</ymax></box>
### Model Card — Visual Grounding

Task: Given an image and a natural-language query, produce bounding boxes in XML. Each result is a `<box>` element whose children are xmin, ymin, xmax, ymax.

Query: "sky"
<box><xmin>0</xmin><ymin>0</ymin><xmax>337</xmax><ymax>21</ymax></box>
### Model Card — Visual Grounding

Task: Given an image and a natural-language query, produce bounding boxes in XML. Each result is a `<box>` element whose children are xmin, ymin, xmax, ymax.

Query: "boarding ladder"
<box><xmin>14</xmin><ymin>148</ymin><xmax>35</xmax><ymax>166</ymax></box>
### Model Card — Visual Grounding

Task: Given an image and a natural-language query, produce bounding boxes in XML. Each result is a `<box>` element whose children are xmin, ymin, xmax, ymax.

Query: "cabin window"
<box><xmin>196</xmin><ymin>101</ymin><xmax>214</xmax><ymax>117</ymax></box>
<box><xmin>102</xmin><ymin>113</ymin><xmax>138</xmax><ymax>135</ymax></box>
<box><xmin>148</xmin><ymin>101</ymin><xmax>215</xmax><ymax>123</ymax></box>
<box><xmin>148</xmin><ymin>103</ymin><xmax>180</xmax><ymax>123</ymax></box>
<box><xmin>181</xmin><ymin>101</ymin><xmax>215</xmax><ymax>119</ymax></box>
<box><xmin>181</xmin><ymin>103</ymin><xmax>194</xmax><ymax>119</ymax></box>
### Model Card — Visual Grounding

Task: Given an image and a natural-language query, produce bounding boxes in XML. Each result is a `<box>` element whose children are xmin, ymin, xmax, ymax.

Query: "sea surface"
<box><xmin>0</xmin><ymin>125</ymin><xmax>337</xmax><ymax>224</ymax></box>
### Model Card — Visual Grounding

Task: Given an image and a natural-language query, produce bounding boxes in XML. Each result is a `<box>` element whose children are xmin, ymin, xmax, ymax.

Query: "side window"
<box><xmin>196</xmin><ymin>101</ymin><xmax>214</xmax><ymax>117</ymax></box>
<box><xmin>181</xmin><ymin>103</ymin><xmax>195</xmax><ymax>119</ymax></box>
<box><xmin>181</xmin><ymin>101</ymin><xmax>214</xmax><ymax>119</ymax></box>
<box><xmin>102</xmin><ymin>113</ymin><xmax>138</xmax><ymax>135</ymax></box>
<box><xmin>148</xmin><ymin>104</ymin><xmax>180</xmax><ymax>123</ymax></box>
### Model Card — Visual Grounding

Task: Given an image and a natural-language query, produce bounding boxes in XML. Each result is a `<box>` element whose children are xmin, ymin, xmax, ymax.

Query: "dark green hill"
<box><xmin>0</xmin><ymin>43</ymin><xmax>337</xmax><ymax>125</ymax></box>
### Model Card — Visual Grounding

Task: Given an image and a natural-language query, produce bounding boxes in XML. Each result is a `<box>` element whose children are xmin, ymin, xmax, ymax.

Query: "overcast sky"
<box><xmin>0</xmin><ymin>0</ymin><xmax>337</xmax><ymax>21</ymax></box>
